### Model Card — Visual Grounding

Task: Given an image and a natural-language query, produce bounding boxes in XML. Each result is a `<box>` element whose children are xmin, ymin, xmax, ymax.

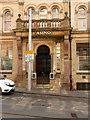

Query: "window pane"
<box><xmin>78</xmin><ymin>7</ymin><xmax>85</xmax><ymax>14</ymax></box>
<box><xmin>40</xmin><ymin>8</ymin><xmax>47</xmax><ymax>14</ymax></box>
<box><xmin>78</xmin><ymin>6</ymin><xmax>87</xmax><ymax>30</ymax></box>
<box><xmin>52</xmin><ymin>7</ymin><xmax>59</xmax><ymax>19</ymax></box>
<box><xmin>28</xmin><ymin>8</ymin><xmax>35</xmax><ymax>19</ymax></box>
<box><xmin>78</xmin><ymin>18</ymin><xmax>87</xmax><ymax>30</ymax></box>
<box><xmin>1</xmin><ymin>41</ymin><xmax>13</xmax><ymax>70</ymax></box>
<box><xmin>76</xmin><ymin>43</ymin><xmax>90</xmax><ymax>71</ymax></box>
<box><xmin>3</xmin><ymin>10</ymin><xmax>11</xmax><ymax>31</ymax></box>
<box><xmin>52</xmin><ymin>8</ymin><xmax>59</xmax><ymax>14</ymax></box>
<box><xmin>39</xmin><ymin>8</ymin><xmax>47</xmax><ymax>19</ymax></box>
<box><xmin>79</xmin><ymin>58</ymin><xmax>89</xmax><ymax>70</ymax></box>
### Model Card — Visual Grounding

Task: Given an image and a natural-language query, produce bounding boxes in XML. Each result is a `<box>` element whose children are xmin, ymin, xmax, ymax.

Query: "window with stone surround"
<box><xmin>78</xmin><ymin>6</ymin><xmax>87</xmax><ymax>30</ymax></box>
<box><xmin>76</xmin><ymin>43</ymin><xmax>90</xmax><ymax>71</ymax></box>
<box><xmin>52</xmin><ymin>7</ymin><xmax>59</xmax><ymax>19</ymax></box>
<box><xmin>27</xmin><ymin>8</ymin><xmax>35</xmax><ymax>20</ymax></box>
<box><xmin>39</xmin><ymin>7</ymin><xmax>47</xmax><ymax>19</ymax></box>
<box><xmin>1</xmin><ymin>41</ymin><xmax>13</xmax><ymax>71</ymax></box>
<box><xmin>3</xmin><ymin>10</ymin><xmax>12</xmax><ymax>32</ymax></box>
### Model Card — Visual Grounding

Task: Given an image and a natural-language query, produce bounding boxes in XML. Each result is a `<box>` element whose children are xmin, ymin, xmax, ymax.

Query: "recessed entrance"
<box><xmin>36</xmin><ymin>45</ymin><xmax>51</xmax><ymax>84</ymax></box>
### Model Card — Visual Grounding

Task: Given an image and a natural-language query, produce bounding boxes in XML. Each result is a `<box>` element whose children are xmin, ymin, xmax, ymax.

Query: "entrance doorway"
<box><xmin>36</xmin><ymin>45</ymin><xmax>51</xmax><ymax>84</ymax></box>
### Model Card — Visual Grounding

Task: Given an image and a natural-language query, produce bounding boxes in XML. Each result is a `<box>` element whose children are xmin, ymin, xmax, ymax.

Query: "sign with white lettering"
<box><xmin>36</xmin><ymin>31</ymin><xmax>51</xmax><ymax>35</ymax></box>
<box><xmin>25</xmin><ymin>54</ymin><xmax>34</xmax><ymax>62</ymax></box>
<box><xmin>25</xmin><ymin>50</ymin><xmax>34</xmax><ymax>62</ymax></box>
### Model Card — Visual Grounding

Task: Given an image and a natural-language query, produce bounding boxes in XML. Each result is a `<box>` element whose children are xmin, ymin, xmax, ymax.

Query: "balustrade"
<box><xmin>16</xmin><ymin>18</ymin><xmax>69</xmax><ymax>30</ymax></box>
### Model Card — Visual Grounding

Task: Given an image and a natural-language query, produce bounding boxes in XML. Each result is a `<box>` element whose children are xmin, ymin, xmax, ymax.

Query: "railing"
<box><xmin>16</xmin><ymin>17</ymin><xmax>70</xmax><ymax>30</ymax></box>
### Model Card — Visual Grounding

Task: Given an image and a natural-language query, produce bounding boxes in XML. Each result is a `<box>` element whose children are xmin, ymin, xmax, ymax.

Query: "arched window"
<box><xmin>27</xmin><ymin>8</ymin><xmax>35</xmax><ymax>19</ymax></box>
<box><xmin>78</xmin><ymin>7</ymin><xmax>85</xmax><ymax>14</ymax></box>
<box><xmin>39</xmin><ymin>7</ymin><xmax>47</xmax><ymax>19</ymax></box>
<box><xmin>3</xmin><ymin>10</ymin><xmax>11</xmax><ymax>32</ymax></box>
<box><xmin>52</xmin><ymin>7</ymin><xmax>59</xmax><ymax>19</ymax></box>
<box><xmin>78</xmin><ymin>6</ymin><xmax>87</xmax><ymax>30</ymax></box>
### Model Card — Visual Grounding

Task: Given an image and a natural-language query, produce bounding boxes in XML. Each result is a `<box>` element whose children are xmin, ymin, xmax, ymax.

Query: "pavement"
<box><xmin>15</xmin><ymin>86</ymin><xmax>90</xmax><ymax>99</ymax></box>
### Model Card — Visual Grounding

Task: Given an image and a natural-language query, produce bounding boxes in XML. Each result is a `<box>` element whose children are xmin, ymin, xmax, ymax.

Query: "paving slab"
<box><xmin>15</xmin><ymin>87</ymin><xmax>89</xmax><ymax>99</ymax></box>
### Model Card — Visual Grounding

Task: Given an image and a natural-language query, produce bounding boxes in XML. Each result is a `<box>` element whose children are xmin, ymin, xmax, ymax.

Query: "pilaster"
<box><xmin>63</xmin><ymin>35</ymin><xmax>70</xmax><ymax>89</ymax></box>
<box><xmin>16</xmin><ymin>36</ymin><xmax>23</xmax><ymax>86</ymax></box>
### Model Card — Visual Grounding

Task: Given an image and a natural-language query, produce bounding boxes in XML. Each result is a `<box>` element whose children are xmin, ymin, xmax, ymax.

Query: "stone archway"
<box><xmin>36</xmin><ymin>45</ymin><xmax>51</xmax><ymax>84</ymax></box>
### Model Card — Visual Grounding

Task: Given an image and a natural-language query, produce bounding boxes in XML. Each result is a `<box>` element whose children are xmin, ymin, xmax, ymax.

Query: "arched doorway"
<box><xmin>36</xmin><ymin>45</ymin><xmax>51</xmax><ymax>84</ymax></box>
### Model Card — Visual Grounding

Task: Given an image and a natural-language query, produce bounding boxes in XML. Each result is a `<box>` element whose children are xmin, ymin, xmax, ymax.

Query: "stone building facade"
<box><xmin>0</xmin><ymin>0</ymin><xmax>90</xmax><ymax>90</ymax></box>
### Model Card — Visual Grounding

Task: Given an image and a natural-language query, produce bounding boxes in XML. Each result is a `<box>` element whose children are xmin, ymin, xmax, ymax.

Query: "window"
<box><xmin>1</xmin><ymin>41</ymin><xmax>13</xmax><ymax>70</ymax></box>
<box><xmin>78</xmin><ymin>6</ymin><xmax>87</xmax><ymax>30</ymax></box>
<box><xmin>39</xmin><ymin>8</ymin><xmax>47</xmax><ymax>19</ymax></box>
<box><xmin>52</xmin><ymin>7</ymin><xmax>59</xmax><ymax>19</ymax></box>
<box><xmin>56</xmin><ymin>43</ymin><xmax>60</xmax><ymax>71</ymax></box>
<box><xmin>27</xmin><ymin>8</ymin><xmax>35</xmax><ymax>19</ymax></box>
<box><xmin>78</xmin><ymin>18</ymin><xmax>87</xmax><ymax>30</ymax></box>
<box><xmin>78</xmin><ymin>7</ymin><xmax>85</xmax><ymax>14</ymax></box>
<box><xmin>3</xmin><ymin>10</ymin><xmax>11</xmax><ymax>31</ymax></box>
<box><xmin>77</xmin><ymin>83</ymin><xmax>90</xmax><ymax>90</ymax></box>
<box><xmin>76</xmin><ymin>43</ymin><xmax>90</xmax><ymax>71</ymax></box>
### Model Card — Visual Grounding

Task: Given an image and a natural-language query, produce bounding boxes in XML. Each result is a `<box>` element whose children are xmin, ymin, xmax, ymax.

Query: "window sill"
<box><xmin>76</xmin><ymin>70</ymin><xmax>90</xmax><ymax>74</ymax></box>
<box><xmin>56</xmin><ymin>71</ymin><xmax>61</xmax><ymax>73</ymax></box>
<box><xmin>0</xmin><ymin>70</ymin><xmax>12</xmax><ymax>74</ymax></box>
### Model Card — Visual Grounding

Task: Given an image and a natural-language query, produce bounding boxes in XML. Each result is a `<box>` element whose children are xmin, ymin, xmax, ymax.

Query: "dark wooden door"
<box><xmin>36</xmin><ymin>45</ymin><xmax>51</xmax><ymax>84</ymax></box>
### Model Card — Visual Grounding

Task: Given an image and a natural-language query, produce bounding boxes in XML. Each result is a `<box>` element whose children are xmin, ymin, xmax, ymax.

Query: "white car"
<box><xmin>0</xmin><ymin>77</ymin><xmax>15</xmax><ymax>94</ymax></box>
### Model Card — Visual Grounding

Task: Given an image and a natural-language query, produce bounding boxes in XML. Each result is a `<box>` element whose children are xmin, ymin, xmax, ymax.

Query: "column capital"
<box><xmin>64</xmin><ymin>35</ymin><xmax>69</xmax><ymax>40</ymax></box>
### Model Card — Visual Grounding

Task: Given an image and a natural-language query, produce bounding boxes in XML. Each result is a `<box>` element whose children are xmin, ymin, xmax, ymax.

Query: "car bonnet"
<box><xmin>4</xmin><ymin>79</ymin><xmax>15</xmax><ymax>85</ymax></box>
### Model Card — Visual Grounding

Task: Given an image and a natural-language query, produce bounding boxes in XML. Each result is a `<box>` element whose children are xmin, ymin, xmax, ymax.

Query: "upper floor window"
<box><xmin>52</xmin><ymin>7</ymin><xmax>59</xmax><ymax>19</ymax></box>
<box><xmin>78</xmin><ymin>6</ymin><xmax>87</xmax><ymax>30</ymax></box>
<box><xmin>39</xmin><ymin>7</ymin><xmax>47</xmax><ymax>19</ymax></box>
<box><xmin>78</xmin><ymin>7</ymin><xmax>85</xmax><ymax>15</ymax></box>
<box><xmin>27</xmin><ymin>8</ymin><xmax>35</xmax><ymax>19</ymax></box>
<box><xmin>3</xmin><ymin>10</ymin><xmax>11</xmax><ymax>32</ymax></box>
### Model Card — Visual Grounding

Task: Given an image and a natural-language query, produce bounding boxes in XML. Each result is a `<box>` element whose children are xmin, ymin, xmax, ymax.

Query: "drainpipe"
<box><xmin>69</xmin><ymin>0</ymin><xmax>72</xmax><ymax>90</ymax></box>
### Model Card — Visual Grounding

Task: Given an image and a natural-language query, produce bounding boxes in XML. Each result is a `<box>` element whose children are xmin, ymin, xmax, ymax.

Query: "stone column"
<box><xmin>63</xmin><ymin>35</ymin><xmax>70</xmax><ymax>89</ymax></box>
<box><xmin>16</xmin><ymin>36</ymin><xmax>23</xmax><ymax>86</ymax></box>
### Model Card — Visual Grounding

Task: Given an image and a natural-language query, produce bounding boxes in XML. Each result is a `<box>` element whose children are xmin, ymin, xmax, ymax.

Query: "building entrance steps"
<box><xmin>15</xmin><ymin>80</ymin><xmax>70</xmax><ymax>91</ymax></box>
<box><xmin>15</xmin><ymin>77</ymin><xmax>89</xmax><ymax>98</ymax></box>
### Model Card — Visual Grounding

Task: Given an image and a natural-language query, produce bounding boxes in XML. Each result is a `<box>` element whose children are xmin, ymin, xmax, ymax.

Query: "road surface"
<box><xmin>0</xmin><ymin>92</ymin><xmax>88</xmax><ymax>119</ymax></box>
